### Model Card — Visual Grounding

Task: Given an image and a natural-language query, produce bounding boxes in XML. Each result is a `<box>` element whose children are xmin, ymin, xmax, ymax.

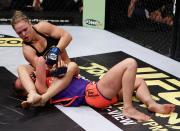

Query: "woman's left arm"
<box><xmin>36</xmin><ymin>21</ymin><xmax>72</xmax><ymax>51</ymax></box>
<box><xmin>36</xmin><ymin>21</ymin><xmax>72</xmax><ymax>64</ymax></box>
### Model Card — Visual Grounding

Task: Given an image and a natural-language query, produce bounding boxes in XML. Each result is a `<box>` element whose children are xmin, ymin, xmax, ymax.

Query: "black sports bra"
<box><xmin>23</xmin><ymin>26</ymin><xmax>59</xmax><ymax>56</ymax></box>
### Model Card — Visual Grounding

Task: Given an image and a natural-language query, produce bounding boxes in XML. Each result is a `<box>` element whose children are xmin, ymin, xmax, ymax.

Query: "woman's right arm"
<box><xmin>22</xmin><ymin>44</ymin><xmax>39</xmax><ymax>68</ymax></box>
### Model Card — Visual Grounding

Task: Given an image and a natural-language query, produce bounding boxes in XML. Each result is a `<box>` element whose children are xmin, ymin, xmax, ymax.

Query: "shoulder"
<box><xmin>35</xmin><ymin>21</ymin><xmax>51</xmax><ymax>28</ymax></box>
<box><xmin>34</xmin><ymin>21</ymin><xmax>58</xmax><ymax>34</ymax></box>
<box><xmin>22</xmin><ymin>44</ymin><xmax>36</xmax><ymax>54</ymax></box>
<box><xmin>22</xmin><ymin>44</ymin><xmax>36</xmax><ymax>60</ymax></box>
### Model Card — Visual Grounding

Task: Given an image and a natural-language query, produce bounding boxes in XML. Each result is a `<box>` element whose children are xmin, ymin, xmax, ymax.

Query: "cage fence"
<box><xmin>105</xmin><ymin>0</ymin><xmax>175</xmax><ymax>57</ymax></box>
<box><xmin>0</xmin><ymin>0</ymin><xmax>179</xmax><ymax>60</ymax></box>
<box><xmin>0</xmin><ymin>0</ymin><xmax>83</xmax><ymax>25</ymax></box>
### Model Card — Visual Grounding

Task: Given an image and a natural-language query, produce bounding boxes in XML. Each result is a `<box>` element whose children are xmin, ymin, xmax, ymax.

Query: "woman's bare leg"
<box><xmin>17</xmin><ymin>64</ymin><xmax>41</xmax><ymax>108</ymax></box>
<box><xmin>97</xmin><ymin>58</ymin><xmax>150</xmax><ymax>121</ymax></box>
<box><xmin>35</xmin><ymin>62</ymin><xmax>79</xmax><ymax>106</ymax></box>
<box><xmin>134</xmin><ymin>78</ymin><xmax>175</xmax><ymax>114</ymax></box>
<box><xmin>22</xmin><ymin>56</ymin><xmax>49</xmax><ymax>107</ymax></box>
<box><xmin>35</xmin><ymin>56</ymin><xmax>48</xmax><ymax>94</ymax></box>
<box><xmin>21</xmin><ymin>56</ymin><xmax>50</xmax><ymax>108</ymax></box>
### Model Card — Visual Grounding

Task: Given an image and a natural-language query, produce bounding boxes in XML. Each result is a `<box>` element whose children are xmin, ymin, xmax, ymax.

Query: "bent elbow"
<box><xmin>67</xmin><ymin>32</ymin><xmax>72</xmax><ymax>42</ymax></box>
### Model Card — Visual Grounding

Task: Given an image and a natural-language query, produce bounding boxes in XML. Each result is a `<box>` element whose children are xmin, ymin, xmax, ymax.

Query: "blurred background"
<box><xmin>0</xmin><ymin>0</ymin><xmax>179</xmax><ymax>61</ymax></box>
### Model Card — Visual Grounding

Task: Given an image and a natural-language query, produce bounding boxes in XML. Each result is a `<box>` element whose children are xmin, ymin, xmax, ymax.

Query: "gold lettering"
<box><xmin>159</xmin><ymin>92</ymin><xmax>180</xmax><ymax>105</ymax></box>
<box><xmin>156</xmin><ymin>113</ymin><xmax>170</xmax><ymax>118</ymax></box>
<box><xmin>152</xmin><ymin>95</ymin><xmax>160</xmax><ymax>101</ymax></box>
<box><xmin>145</xmin><ymin>80</ymin><xmax>177</xmax><ymax>91</ymax></box>
<box><xmin>137</xmin><ymin>67</ymin><xmax>157</xmax><ymax>73</ymax></box>
<box><xmin>168</xmin><ymin>112</ymin><xmax>180</xmax><ymax>125</ymax></box>
<box><xmin>166</xmin><ymin>79</ymin><xmax>180</xmax><ymax>87</ymax></box>
<box><xmin>150</xmin><ymin>126</ymin><xmax>167</xmax><ymax>131</ymax></box>
<box><xmin>0</xmin><ymin>38</ymin><xmax>22</xmax><ymax>46</ymax></box>
<box><xmin>143</xmin><ymin>119</ymin><xmax>167</xmax><ymax>130</ymax></box>
<box><xmin>79</xmin><ymin>63</ymin><xmax>108</xmax><ymax>79</ymax></box>
<box><xmin>136</xmin><ymin>73</ymin><xmax>169</xmax><ymax>79</ymax></box>
<box><xmin>143</xmin><ymin>120</ymin><xmax>159</xmax><ymax>126</ymax></box>
<box><xmin>167</xmin><ymin>125</ymin><xmax>180</xmax><ymax>130</ymax></box>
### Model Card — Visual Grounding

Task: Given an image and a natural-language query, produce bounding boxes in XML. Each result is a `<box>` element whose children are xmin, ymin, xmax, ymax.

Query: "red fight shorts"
<box><xmin>85</xmin><ymin>83</ymin><xmax>118</xmax><ymax>108</ymax></box>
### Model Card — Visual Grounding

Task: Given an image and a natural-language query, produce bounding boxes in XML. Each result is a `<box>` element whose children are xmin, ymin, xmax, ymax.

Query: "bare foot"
<box><xmin>148</xmin><ymin>103</ymin><xmax>175</xmax><ymax>114</ymax></box>
<box><xmin>31</xmin><ymin>99</ymin><xmax>46</xmax><ymax>107</ymax></box>
<box><xmin>123</xmin><ymin>106</ymin><xmax>151</xmax><ymax>121</ymax></box>
<box><xmin>21</xmin><ymin>93</ymin><xmax>41</xmax><ymax>109</ymax></box>
<box><xmin>31</xmin><ymin>94</ymin><xmax>48</xmax><ymax>107</ymax></box>
<box><xmin>21</xmin><ymin>101</ymin><xmax>31</xmax><ymax>109</ymax></box>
